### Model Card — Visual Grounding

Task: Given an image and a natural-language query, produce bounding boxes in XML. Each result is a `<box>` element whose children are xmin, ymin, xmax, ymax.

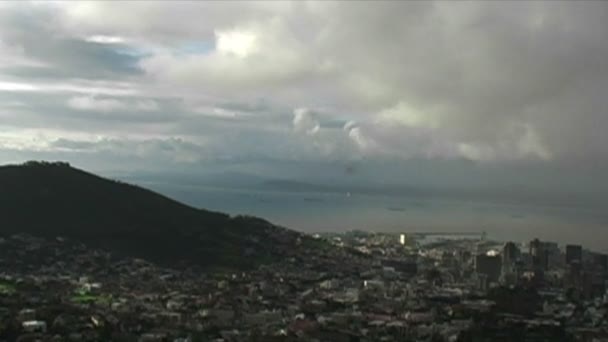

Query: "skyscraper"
<box><xmin>502</xmin><ymin>241</ymin><xmax>520</xmax><ymax>275</ymax></box>
<box><xmin>476</xmin><ymin>253</ymin><xmax>502</xmax><ymax>283</ymax></box>
<box><xmin>530</xmin><ymin>238</ymin><xmax>549</xmax><ymax>271</ymax></box>
<box><xmin>501</xmin><ymin>242</ymin><xmax>521</xmax><ymax>285</ymax></box>
<box><xmin>594</xmin><ymin>253</ymin><xmax>608</xmax><ymax>270</ymax></box>
<box><xmin>566</xmin><ymin>244</ymin><xmax>583</xmax><ymax>265</ymax></box>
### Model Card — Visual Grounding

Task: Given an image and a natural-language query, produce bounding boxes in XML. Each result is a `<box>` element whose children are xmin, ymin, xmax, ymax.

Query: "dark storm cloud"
<box><xmin>0</xmin><ymin>4</ymin><xmax>142</xmax><ymax>80</ymax></box>
<box><xmin>0</xmin><ymin>1</ymin><xmax>608</xmax><ymax>199</ymax></box>
<box><xmin>0</xmin><ymin>93</ymin><xmax>175</xmax><ymax>131</ymax></box>
<box><xmin>2</xmin><ymin>40</ymin><xmax>142</xmax><ymax>80</ymax></box>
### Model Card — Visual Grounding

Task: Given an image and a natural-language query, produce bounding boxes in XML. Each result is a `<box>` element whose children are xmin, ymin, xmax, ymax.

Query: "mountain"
<box><xmin>0</xmin><ymin>161</ymin><xmax>316</xmax><ymax>270</ymax></box>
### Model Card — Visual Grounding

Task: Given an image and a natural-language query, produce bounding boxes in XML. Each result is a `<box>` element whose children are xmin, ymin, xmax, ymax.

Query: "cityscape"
<box><xmin>1</xmin><ymin>229</ymin><xmax>606</xmax><ymax>341</ymax></box>
<box><xmin>2</xmin><ymin>1</ymin><xmax>608</xmax><ymax>341</ymax></box>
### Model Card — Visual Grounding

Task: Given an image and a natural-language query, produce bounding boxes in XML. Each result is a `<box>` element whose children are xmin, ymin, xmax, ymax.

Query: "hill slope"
<box><xmin>0</xmin><ymin>161</ymin><xmax>309</xmax><ymax>269</ymax></box>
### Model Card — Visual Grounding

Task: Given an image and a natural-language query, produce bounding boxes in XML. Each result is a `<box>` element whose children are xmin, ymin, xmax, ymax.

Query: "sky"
<box><xmin>1</xmin><ymin>1</ymin><xmax>608</xmax><ymax>243</ymax></box>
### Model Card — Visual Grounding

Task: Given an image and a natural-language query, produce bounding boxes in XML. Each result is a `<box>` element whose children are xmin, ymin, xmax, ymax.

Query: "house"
<box><xmin>18</xmin><ymin>309</ymin><xmax>36</xmax><ymax>322</ymax></box>
<box><xmin>22</xmin><ymin>320</ymin><xmax>47</xmax><ymax>333</ymax></box>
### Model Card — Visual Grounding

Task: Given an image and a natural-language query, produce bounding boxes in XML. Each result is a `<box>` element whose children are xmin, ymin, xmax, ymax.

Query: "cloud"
<box><xmin>1</xmin><ymin>1</ymin><xmax>608</xmax><ymax>172</ymax></box>
<box><xmin>293</xmin><ymin>108</ymin><xmax>320</xmax><ymax>135</ymax></box>
<box><xmin>0</xmin><ymin>79</ymin><xmax>139</xmax><ymax>96</ymax></box>
<box><xmin>215</xmin><ymin>29</ymin><xmax>257</xmax><ymax>58</ymax></box>
<box><xmin>50</xmin><ymin>137</ymin><xmax>205</xmax><ymax>163</ymax></box>
<box><xmin>138</xmin><ymin>16</ymin><xmax>336</xmax><ymax>98</ymax></box>
<box><xmin>0</xmin><ymin>38</ymin><xmax>48</xmax><ymax>68</ymax></box>
<box><xmin>67</xmin><ymin>96</ymin><xmax>127</xmax><ymax>112</ymax></box>
<box><xmin>84</xmin><ymin>35</ymin><xmax>126</xmax><ymax>44</ymax></box>
<box><xmin>67</xmin><ymin>95</ymin><xmax>159</xmax><ymax>113</ymax></box>
<box><xmin>347</xmin><ymin>126</ymin><xmax>375</xmax><ymax>153</ymax></box>
<box><xmin>375</xmin><ymin>102</ymin><xmax>438</xmax><ymax>129</ymax></box>
<box><xmin>0</xmin><ymin>81</ymin><xmax>39</xmax><ymax>92</ymax></box>
<box><xmin>191</xmin><ymin>105</ymin><xmax>253</xmax><ymax>120</ymax></box>
<box><xmin>4</xmin><ymin>1</ymin><xmax>608</xmax><ymax>244</ymax></box>
<box><xmin>134</xmin><ymin>100</ymin><xmax>159</xmax><ymax>112</ymax></box>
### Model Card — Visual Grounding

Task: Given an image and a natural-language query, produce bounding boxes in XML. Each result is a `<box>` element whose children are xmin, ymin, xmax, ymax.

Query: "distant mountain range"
<box><xmin>262</xmin><ymin>179</ymin><xmax>607</xmax><ymax>211</ymax></box>
<box><xmin>0</xmin><ymin>161</ymin><xmax>319</xmax><ymax>270</ymax></box>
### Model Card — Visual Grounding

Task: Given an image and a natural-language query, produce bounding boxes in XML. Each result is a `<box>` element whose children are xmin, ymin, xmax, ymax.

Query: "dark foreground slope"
<box><xmin>0</xmin><ymin>161</ymin><xmax>313</xmax><ymax>269</ymax></box>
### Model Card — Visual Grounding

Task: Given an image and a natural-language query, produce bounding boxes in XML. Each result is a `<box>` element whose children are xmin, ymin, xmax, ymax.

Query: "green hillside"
<box><xmin>0</xmin><ymin>161</ymin><xmax>308</xmax><ymax>269</ymax></box>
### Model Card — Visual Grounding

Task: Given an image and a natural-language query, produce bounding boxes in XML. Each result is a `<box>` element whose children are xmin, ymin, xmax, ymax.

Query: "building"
<box><xmin>502</xmin><ymin>242</ymin><xmax>520</xmax><ymax>273</ymax></box>
<box><xmin>593</xmin><ymin>253</ymin><xmax>608</xmax><ymax>270</ymax></box>
<box><xmin>544</xmin><ymin>242</ymin><xmax>562</xmax><ymax>269</ymax></box>
<box><xmin>22</xmin><ymin>320</ymin><xmax>47</xmax><ymax>333</ymax></box>
<box><xmin>501</xmin><ymin>242</ymin><xmax>521</xmax><ymax>285</ymax></box>
<box><xmin>381</xmin><ymin>259</ymin><xmax>418</xmax><ymax>276</ymax></box>
<box><xmin>530</xmin><ymin>239</ymin><xmax>549</xmax><ymax>271</ymax></box>
<box><xmin>477</xmin><ymin>273</ymin><xmax>489</xmax><ymax>292</ymax></box>
<box><xmin>475</xmin><ymin>253</ymin><xmax>502</xmax><ymax>283</ymax></box>
<box><xmin>566</xmin><ymin>245</ymin><xmax>583</xmax><ymax>265</ymax></box>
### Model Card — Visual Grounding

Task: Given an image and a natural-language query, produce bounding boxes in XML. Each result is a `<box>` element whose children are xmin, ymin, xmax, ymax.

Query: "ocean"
<box><xmin>142</xmin><ymin>181</ymin><xmax>608</xmax><ymax>252</ymax></box>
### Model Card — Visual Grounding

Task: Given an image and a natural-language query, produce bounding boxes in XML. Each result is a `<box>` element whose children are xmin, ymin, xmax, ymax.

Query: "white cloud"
<box><xmin>139</xmin><ymin>17</ymin><xmax>334</xmax><ymax>94</ymax></box>
<box><xmin>0</xmin><ymin>127</ymin><xmax>103</xmax><ymax>152</ymax></box>
<box><xmin>0</xmin><ymin>79</ymin><xmax>138</xmax><ymax>96</ymax></box>
<box><xmin>134</xmin><ymin>100</ymin><xmax>159</xmax><ymax>112</ymax></box>
<box><xmin>343</xmin><ymin>120</ymin><xmax>358</xmax><ymax>132</ymax></box>
<box><xmin>0</xmin><ymin>82</ymin><xmax>39</xmax><ymax>92</ymax></box>
<box><xmin>84</xmin><ymin>35</ymin><xmax>125</xmax><ymax>44</ymax></box>
<box><xmin>347</xmin><ymin>127</ymin><xmax>374</xmax><ymax>152</ymax></box>
<box><xmin>517</xmin><ymin>124</ymin><xmax>552</xmax><ymax>160</ymax></box>
<box><xmin>192</xmin><ymin>106</ymin><xmax>251</xmax><ymax>120</ymax></box>
<box><xmin>68</xmin><ymin>96</ymin><xmax>128</xmax><ymax>112</ymax></box>
<box><xmin>67</xmin><ymin>96</ymin><xmax>159</xmax><ymax>113</ymax></box>
<box><xmin>454</xmin><ymin>123</ymin><xmax>552</xmax><ymax>162</ymax></box>
<box><xmin>215</xmin><ymin>29</ymin><xmax>257</xmax><ymax>58</ymax></box>
<box><xmin>51</xmin><ymin>81</ymin><xmax>139</xmax><ymax>96</ymax></box>
<box><xmin>376</xmin><ymin>102</ymin><xmax>438</xmax><ymax>129</ymax></box>
<box><xmin>293</xmin><ymin>108</ymin><xmax>320</xmax><ymax>135</ymax></box>
<box><xmin>0</xmin><ymin>130</ymin><xmax>50</xmax><ymax>151</ymax></box>
<box><xmin>457</xmin><ymin>143</ymin><xmax>496</xmax><ymax>162</ymax></box>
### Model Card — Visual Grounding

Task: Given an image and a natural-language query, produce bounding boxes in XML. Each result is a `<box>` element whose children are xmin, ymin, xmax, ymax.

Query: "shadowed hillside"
<box><xmin>0</xmin><ymin>161</ymin><xmax>313</xmax><ymax>269</ymax></box>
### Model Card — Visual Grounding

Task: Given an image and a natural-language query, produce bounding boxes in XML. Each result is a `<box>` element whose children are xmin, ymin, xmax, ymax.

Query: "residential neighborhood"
<box><xmin>1</xmin><ymin>231</ymin><xmax>606</xmax><ymax>341</ymax></box>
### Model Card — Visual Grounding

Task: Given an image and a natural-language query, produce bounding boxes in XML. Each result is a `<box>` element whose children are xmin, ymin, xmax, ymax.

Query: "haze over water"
<box><xmin>143</xmin><ymin>181</ymin><xmax>608</xmax><ymax>252</ymax></box>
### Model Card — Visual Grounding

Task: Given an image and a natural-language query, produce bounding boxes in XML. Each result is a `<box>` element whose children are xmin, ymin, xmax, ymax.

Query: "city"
<box><xmin>1</xmin><ymin>230</ymin><xmax>606</xmax><ymax>341</ymax></box>
<box><xmin>2</xmin><ymin>1</ymin><xmax>608</xmax><ymax>341</ymax></box>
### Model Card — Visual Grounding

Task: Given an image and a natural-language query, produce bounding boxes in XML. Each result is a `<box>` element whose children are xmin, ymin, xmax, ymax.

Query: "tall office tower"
<box><xmin>566</xmin><ymin>244</ymin><xmax>583</xmax><ymax>265</ymax></box>
<box><xmin>543</xmin><ymin>242</ymin><xmax>562</xmax><ymax>269</ymax></box>
<box><xmin>530</xmin><ymin>238</ymin><xmax>549</xmax><ymax>271</ymax></box>
<box><xmin>502</xmin><ymin>241</ymin><xmax>520</xmax><ymax>274</ymax></box>
<box><xmin>476</xmin><ymin>253</ymin><xmax>502</xmax><ymax>283</ymax></box>
<box><xmin>594</xmin><ymin>253</ymin><xmax>608</xmax><ymax>270</ymax></box>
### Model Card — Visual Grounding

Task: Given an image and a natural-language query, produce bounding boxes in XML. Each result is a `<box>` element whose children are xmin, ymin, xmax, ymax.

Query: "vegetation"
<box><xmin>70</xmin><ymin>293</ymin><xmax>112</xmax><ymax>305</ymax></box>
<box><xmin>0</xmin><ymin>282</ymin><xmax>15</xmax><ymax>295</ymax></box>
<box><xmin>0</xmin><ymin>161</ymin><xmax>306</xmax><ymax>270</ymax></box>
<box><xmin>70</xmin><ymin>294</ymin><xmax>97</xmax><ymax>303</ymax></box>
